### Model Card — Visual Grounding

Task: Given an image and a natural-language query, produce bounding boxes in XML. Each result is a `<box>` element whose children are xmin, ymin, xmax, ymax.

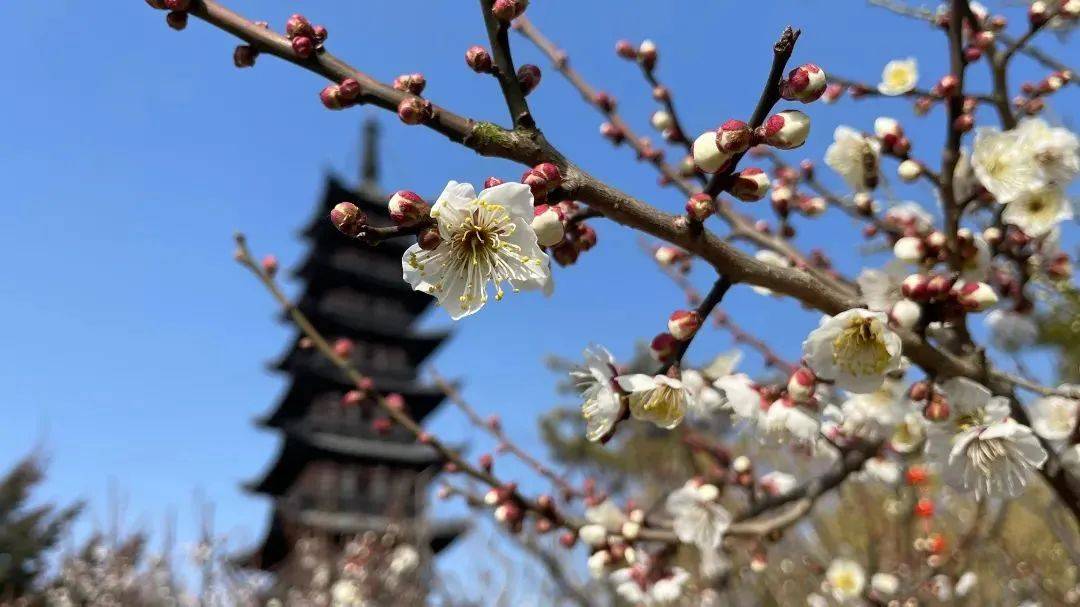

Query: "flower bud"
<box><xmin>874</xmin><ymin>116</ymin><xmax>903</xmax><ymax>143</ymax></box>
<box><xmin>697</xmin><ymin>483</ymin><xmax>720</xmax><ymax>501</ymax></box>
<box><xmin>667</xmin><ymin>310</ymin><xmax>702</xmax><ymax>341</ymax></box>
<box><xmin>716</xmin><ymin>119</ymin><xmax>753</xmax><ymax>154</ymax></box>
<box><xmin>893</xmin><ymin>236</ymin><xmax>925</xmax><ymax>263</ymax></box>
<box><xmin>517</xmin><ymin>64</ymin><xmax>542</xmax><ymax>95</ymax></box>
<box><xmin>578</xmin><ymin>524</ymin><xmax>608</xmax><ymax>548</ymax></box>
<box><xmin>936</xmin><ymin>74</ymin><xmax>959</xmax><ymax>97</ymax></box>
<box><xmin>233</xmin><ymin>45</ymin><xmax>258</xmax><ymax>68</ymax></box>
<box><xmin>146</xmin><ymin>0</ymin><xmax>168</xmax><ymax>8</ymax></box>
<box><xmin>621</xmin><ymin>521</ymin><xmax>641</xmax><ymax>540</ymax></box>
<box><xmin>466</xmin><ymin>46</ymin><xmax>493</xmax><ymax>73</ymax></box>
<box><xmin>953</xmin><ymin>113</ymin><xmax>974</xmax><ymax>133</ymax></box>
<box><xmin>551</xmin><ymin>242</ymin><xmax>579</xmax><ymax>266</ymax></box>
<box><xmin>531</xmin><ymin>204</ymin><xmax>566</xmax><ymax>247</ymax></box>
<box><xmin>637</xmin><ymin>40</ymin><xmax>657</xmax><ymax>70</ymax></box>
<box><xmin>260</xmin><ymin>254</ymin><xmax>279</xmax><ymax>276</ymax></box>
<box><xmin>418</xmin><ymin>226</ymin><xmax>442</xmax><ymax>251</ymax></box>
<box><xmin>575</xmin><ymin>223</ymin><xmax>598</xmax><ymax>251</ymax></box>
<box><xmin>1029</xmin><ymin>1</ymin><xmax>1049</xmax><ymax>26</ymax></box>
<box><xmin>397</xmin><ymin>97</ymin><xmax>433</xmax><ymax>125</ymax></box>
<box><xmin>333</xmin><ymin>338</ymin><xmax>355</xmax><ymax>359</ymax></box>
<box><xmin>521</xmin><ymin>169</ymin><xmax>550</xmax><ymax>197</ymax></box>
<box><xmin>923</xmin><ymin>397</ymin><xmax>950</xmax><ymax>421</ymax></box>
<box><xmin>822</xmin><ymin>83</ymin><xmax>845</xmax><ymax>103</ymax></box>
<box><xmin>650</xmin><ymin>333</ymin><xmax>678</xmax><ymax>361</ymax></box>
<box><xmin>954</xmin><ymin>281</ymin><xmax>998</xmax><ymax>311</ymax></box>
<box><xmin>762</xmin><ymin>110</ymin><xmax>811</xmax><ymax>150</ymax></box>
<box><xmin>897</xmin><ymin>159</ymin><xmax>923</xmax><ymax>182</ymax></box>
<box><xmin>331</xmin><ymin>202</ymin><xmax>366</xmax><ymax>237</ymax></box>
<box><xmin>901</xmin><ymin>273</ymin><xmax>930</xmax><ymax>300</ymax></box>
<box><xmin>285</xmin><ymin>13</ymin><xmax>314</xmax><ymax>39</ymax></box>
<box><xmin>925</xmin><ymin>274</ymin><xmax>956</xmax><ymax>299</ymax></box>
<box><xmin>491</xmin><ymin>0</ymin><xmax>528</xmax><ymax>20</ymax></box>
<box><xmin>798</xmin><ymin>195</ymin><xmax>827</xmax><ymax>217</ymax></box>
<box><xmin>166</xmin><ymin>10</ymin><xmax>188</xmax><ymax>30</ymax></box>
<box><xmin>891</xmin><ymin>298</ymin><xmax>922</xmax><ymax>329</ymax></box>
<box><xmin>615</xmin><ymin>39</ymin><xmax>636</xmax><ymax>59</ymax></box>
<box><xmin>393</xmin><ymin>73</ymin><xmax>427</xmax><ymax>96</ymax></box>
<box><xmin>787</xmin><ymin>367</ymin><xmax>816</xmax><ymax>403</ymax></box>
<box><xmin>692</xmin><ymin>132</ymin><xmax>732</xmax><ymax>174</ymax></box>
<box><xmin>291</xmin><ymin>36</ymin><xmax>315</xmax><ymax>58</ymax></box>
<box><xmin>685</xmin><ymin>193</ymin><xmax>715</xmax><ymax>221</ymax></box>
<box><xmin>782</xmin><ymin>63</ymin><xmax>828</xmax><ymax>103</ymax></box>
<box><xmin>650</xmin><ymin>110</ymin><xmax>674</xmax><ymax>132</ymax></box>
<box><xmin>320</xmin><ymin>85</ymin><xmax>345</xmax><ymax>110</ymax></box>
<box><xmin>388</xmin><ymin>190</ymin><xmax>429</xmax><ymax>225</ymax></box>
<box><xmin>914</xmin><ymin>498</ymin><xmax>934</xmax><ymax>518</ymax></box>
<box><xmin>312</xmin><ymin>24</ymin><xmax>328</xmax><ymax>42</ymax></box>
<box><xmin>654</xmin><ymin>246</ymin><xmax>688</xmax><ymax>268</ymax></box>
<box><xmin>341</xmin><ymin>390</ymin><xmax>364</xmax><ymax>407</ymax></box>
<box><xmin>730</xmin><ymin>168</ymin><xmax>770</xmax><ymax>202</ymax></box>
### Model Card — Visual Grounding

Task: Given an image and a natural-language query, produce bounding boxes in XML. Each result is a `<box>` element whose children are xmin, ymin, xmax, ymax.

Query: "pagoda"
<box><xmin>245</xmin><ymin>119</ymin><xmax>463</xmax><ymax>573</ymax></box>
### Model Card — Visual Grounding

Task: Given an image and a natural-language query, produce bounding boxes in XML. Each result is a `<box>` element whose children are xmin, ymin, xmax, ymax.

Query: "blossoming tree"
<box><xmin>147</xmin><ymin>0</ymin><xmax>1079</xmax><ymax>603</ymax></box>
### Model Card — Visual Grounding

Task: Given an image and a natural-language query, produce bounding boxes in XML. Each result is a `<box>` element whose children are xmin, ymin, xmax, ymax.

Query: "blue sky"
<box><xmin>2</xmin><ymin>0</ymin><xmax>1076</xmax><ymax>593</ymax></box>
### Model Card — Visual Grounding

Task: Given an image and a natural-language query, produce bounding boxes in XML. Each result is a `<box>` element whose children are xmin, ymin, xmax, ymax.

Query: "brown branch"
<box><xmin>478</xmin><ymin>0</ymin><xmax>534</xmax><ymax>129</ymax></box>
<box><xmin>940</xmin><ymin>0</ymin><xmax>971</xmax><ymax>273</ymax></box>
<box><xmin>660</xmin><ymin>275</ymin><xmax>734</xmax><ymax>373</ymax></box>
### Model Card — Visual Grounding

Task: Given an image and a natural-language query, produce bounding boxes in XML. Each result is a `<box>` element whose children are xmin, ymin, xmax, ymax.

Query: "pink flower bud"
<box><xmin>936</xmin><ymin>74</ymin><xmax>959</xmax><ymax>97</ymax></box>
<box><xmin>333</xmin><ymin>338</ymin><xmax>355</xmax><ymax>359</ymax></box>
<box><xmin>787</xmin><ymin>367</ymin><xmax>816</xmax><ymax>402</ymax></box>
<box><xmin>782</xmin><ymin>63</ymin><xmax>828</xmax><ymax>103</ymax></box>
<box><xmin>517</xmin><ymin>64</ymin><xmax>542</xmax><ymax>95</ymax></box>
<box><xmin>397</xmin><ymin>97</ymin><xmax>433</xmax><ymax>125</ymax></box>
<box><xmin>233</xmin><ymin>45</ymin><xmax>258</xmax><ymax>68</ymax></box>
<box><xmin>330</xmin><ymin>202</ymin><xmax>367</xmax><ymax>237</ymax></box>
<box><xmin>730</xmin><ymin>168</ymin><xmax>770</xmax><ymax>202</ymax></box>
<box><xmin>600</xmin><ymin>122</ymin><xmax>625</xmax><ymax>144</ymax></box>
<box><xmin>260</xmin><ymin>255</ymin><xmax>279</xmax><ymax>276</ymax></box>
<box><xmin>393</xmin><ymin>73</ymin><xmax>427</xmax><ymax>96</ymax></box>
<box><xmin>954</xmin><ymin>281</ymin><xmax>998</xmax><ymax>311</ymax></box>
<box><xmin>716</xmin><ymin>119</ymin><xmax>753</xmax><ymax>154</ymax></box>
<box><xmin>798</xmin><ymin>195</ymin><xmax>827</xmax><ymax>217</ymax></box>
<box><xmin>901</xmin><ymin>273</ymin><xmax>931</xmax><ymax>300</ymax></box>
<box><xmin>341</xmin><ymin>390</ymin><xmax>364</xmax><ymax>407</ymax></box>
<box><xmin>466</xmin><ymin>46</ymin><xmax>493</xmax><ymax>73</ymax></box>
<box><xmin>692</xmin><ymin>132</ymin><xmax>732</xmax><ymax>174</ymax></box>
<box><xmin>320</xmin><ymin>85</ymin><xmax>345</xmax><ymax>110</ymax></box>
<box><xmin>388</xmin><ymin>190</ymin><xmax>429</xmax><ymax>224</ymax></box>
<box><xmin>762</xmin><ymin>110</ymin><xmax>811</xmax><ymax>150</ymax></box>
<box><xmin>821</xmin><ymin>83</ymin><xmax>845</xmax><ymax>103</ymax></box>
<box><xmin>667</xmin><ymin>310</ymin><xmax>702</xmax><ymax>341</ymax></box>
<box><xmin>925</xmin><ymin>274</ymin><xmax>956</xmax><ymax>299</ymax></box>
<box><xmin>291</xmin><ymin>36</ymin><xmax>315</xmax><ymax>58</ymax></box>
<box><xmin>312</xmin><ymin>24</ymin><xmax>328</xmax><ymax>43</ymax></box>
<box><xmin>637</xmin><ymin>40</ymin><xmax>658</xmax><ymax>70</ymax></box>
<box><xmin>492</xmin><ymin>0</ymin><xmax>528</xmax><ymax>20</ymax></box>
<box><xmin>165</xmin><ymin>10</ymin><xmax>188</xmax><ymax>30</ymax></box>
<box><xmin>575</xmin><ymin>223</ymin><xmax>597</xmax><ymax>251</ymax></box>
<box><xmin>531</xmin><ymin>204</ymin><xmax>566</xmax><ymax>247</ymax></box>
<box><xmin>615</xmin><ymin>40</ymin><xmax>636</xmax><ymax>60</ymax></box>
<box><xmin>923</xmin><ymin>398</ymin><xmax>950</xmax><ymax>422</ymax></box>
<box><xmin>479</xmin><ymin>453</ymin><xmax>494</xmax><ymax>472</ymax></box>
<box><xmin>164</xmin><ymin>0</ymin><xmax>190</xmax><ymax>10</ymax></box>
<box><xmin>285</xmin><ymin>14</ymin><xmax>314</xmax><ymax>39</ymax></box>
<box><xmin>650</xmin><ymin>333</ymin><xmax>678</xmax><ymax>361</ymax></box>
<box><xmin>890</xmin><ymin>298</ymin><xmax>922</xmax><ymax>329</ymax></box>
<box><xmin>146</xmin><ymin>0</ymin><xmax>168</xmax><ymax>9</ymax></box>
<box><xmin>521</xmin><ymin>169</ymin><xmax>550</xmax><ymax>197</ymax></box>
<box><xmin>953</xmin><ymin>113</ymin><xmax>974</xmax><ymax>133</ymax></box>
<box><xmin>685</xmin><ymin>193</ymin><xmax>716</xmax><ymax>222</ymax></box>
<box><xmin>533</xmin><ymin>163</ymin><xmax>562</xmax><ymax>189</ymax></box>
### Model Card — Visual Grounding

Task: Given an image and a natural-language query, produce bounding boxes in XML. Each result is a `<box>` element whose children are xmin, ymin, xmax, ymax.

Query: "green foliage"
<box><xmin>0</xmin><ymin>456</ymin><xmax>82</xmax><ymax>599</ymax></box>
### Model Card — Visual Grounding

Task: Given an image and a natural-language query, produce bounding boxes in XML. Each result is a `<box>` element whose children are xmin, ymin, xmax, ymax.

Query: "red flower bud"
<box><xmin>165</xmin><ymin>10</ymin><xmax>188</xmax><ymax>30</ymax></box>
<box><xmin>388</xmin><ymin>190</ymin><xmax>430</xmax><ymax>225</ymax></box>
<box><xmin>667</xmin><ymin>310</ymin><xmax>702</xmax><ymax>341</ymax></box>
<box><xmin>233</xmin><ymin>45</ymin><xmax>258</xmax><ymax>68</ymax></box>
<box><xmin>331</xmin><ymin>202</ymin><xmax>366</xmax><ymax>237</ymax></box>
<box><xmin>465</xmin><ymin>46</ymin><xmax>493</xmax><ymax>73</ymax></box>
<box><xmin>333</xmin><ymin>338</ymin><xmax>355</xmax><ymax>359</ymax></box>
<box><xmin>285</xmin><ymin>14</ymin><xmax>314</xmax><ymax>39</ymax></box>
<box><xmin>716</xmin><ymin>119</ymin><xmax>753</xmax><ymax>154</ymax></box>
<box><xmin>650</xmin><ymin>333</ymin><xmax>678</xmax><ymax>361</ymax></box>
<box><xmin>397</xmin><ymin>97</ymin><xmax>433</xmax><ymax>125</ymax></box>
<box><xmin>615</xmin><ymin>40</ymin><xmax>637</xmax><ymax>60</ymax></box>
<box><xmin>685</xmin><ymin>193</ymin><xmax>715</xmax><ymax>221</ymax></box>
<box><xmin>291</xmin><ymin>36</ymin><xmax>315</xmax><ymax>58</ymax></box>
<box><xmin>517</xmin><ymin>64</ymin><xmax>542</xmax><ymax>95</ymax></box>
<box><xmin>393</xmin><ymin>73</ymin><xmax>427</xmax><ymax>96</ymax></box>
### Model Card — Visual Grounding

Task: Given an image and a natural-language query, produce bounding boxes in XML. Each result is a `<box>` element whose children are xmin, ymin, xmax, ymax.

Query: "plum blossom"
<box><xmin>1030</xmin><ymin>389</ymin><xmax>1079</xmax><ymax>442</ymax></box>
<box><xmin>857</xmin><ymin>262</ymin><xmax>908</xmax><ymax>312</ymax></box>
<box><xmin>877</xmin><ymin>58</ymin><xmax>918</xmax><ymax>95</ymax></box>
<box><xmin>890</xmin><ymin>412</ymin><xmax>927</xmax><ymax>454</ymax></box>
<box><xmin>571</xmin><ymin>345</ymin><xmax>622</xmax><ymax>442</ymax></box>
<box><xmin>825</xmin><ymin>558</ymin><xmax>866</xmax><ymax>602</ymax></box>
<box><xmin>759</xmin><ymin>471</ymin><xmax>797</xmax><ymax>496</ymax></box>
<box><xmin>972</xmin><ymin>126</ymin><xmax>1047</xmax><ymax>203</ymax></box>
<box><xmin>841</xmin><ymin>378</ymin><xmax>908</xmax><ymax>440</ymax></box>
<box><xmin>826</xmin><ymin>126</ymin><xmax>881</xmax><ymax>191</ymax></box>
<box><xmin>402</xmin><ymin>181</ymin><xmax>550</xmax><ymax>319</ymax></box>
<box><xmin>926</xmin><ymin>377</ymin><xmax>1048</xmax><ymax>498</ymax></box>
<box><xmin>763</xmin><ymin>399</ymin><xmax>822</xmax><ymax>445</ymax></box>
<box><xmin>665</xmin><ymin>481</ymin><xmax>732</xmax><ymax>550</ymax></box>
<box><xmin>681</xmin><ymin>369</ymin><xmax>725</xmax><ymax>417</ymax></box>
<box><xmin>1016</xmin><ymin>117</ymin><xmax>1080</xmax><ymax>186</ymax></box>
<box><xmin>610</xmin><ymin>563</ymin><xmax>689</xmax><ymax>606</ymax></box>
<box><xmin>1002</xmin><ymin>186</ymin><xmax>1073</xmax><ymax>237</ymax></box>
<box><xmin>714</xmin><ymin>373</ymin><xmax>764</xmax><ymax>423</ymax></box>
<box><xmin>803</xmin><ymin>309</ymin><xmax>903</xmax><ymax>393</ymax></box>
<box><xmin>616</xmin><ymin>373</ymin><xmax>693</xmax><ymax>429</ymax></box>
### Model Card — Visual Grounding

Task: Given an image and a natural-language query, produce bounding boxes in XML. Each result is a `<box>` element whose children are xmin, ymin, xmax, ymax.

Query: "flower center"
<box><xmin>832</xmin><ymin>316</ymin><xmax>891</xmax><ymax>377</ymax></box>
<box><xmin>835</xmin><ymin>571</ymin><xmax>858</xmax><ymax>593</ymax></box>
<box><xmin>966</xmin><ymin>436</ymin><xmax>1010</xmax><ymax>475</ymax></box>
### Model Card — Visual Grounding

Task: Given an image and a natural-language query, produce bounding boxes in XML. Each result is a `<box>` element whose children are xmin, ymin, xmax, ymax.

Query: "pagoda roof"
<box><xmin>246</xmin><ymin>430</ymin><xmax>444</xmax><ymax>497</ymax></box>
<box><xmin>258</xmin><ymin>376</ymin><xmax>447</xmax><ymax>427</ymax></box>
<box><xmin>241</xmin><ymin>508</ymin><xmax>467</xmax><ymax>571</ymax></box>
<box><xmin>285</xmin><ymin>287</ymin><xmax>432</xmax><ymax>333</ymax></box>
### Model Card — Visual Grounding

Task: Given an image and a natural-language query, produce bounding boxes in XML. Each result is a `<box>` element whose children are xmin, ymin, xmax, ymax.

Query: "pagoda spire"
<box><xmin>360</xmin><ymin>118</ymin><xmax>379</xmax><ymax>188</ymax></box>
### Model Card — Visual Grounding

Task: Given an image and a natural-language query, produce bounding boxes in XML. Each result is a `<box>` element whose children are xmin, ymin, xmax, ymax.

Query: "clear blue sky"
<box><xmin>2</xmin><ymin>0</ymin><xmax>1075</xmax><ymax>592</ymax></box>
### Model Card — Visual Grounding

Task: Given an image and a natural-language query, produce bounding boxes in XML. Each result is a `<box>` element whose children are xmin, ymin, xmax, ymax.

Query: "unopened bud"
<box><xmin>260</xmin><ymin>255</ymin><xmax>279</xmax><ymax>276</ymax></box>
<box><xmin>730</xmin><ymin>168</ymin><xmax>770</xmax><ymax>202</ymax></box>
<box><xmin>893</xmin><ymin>236</ymin><xmax>925</xmax><ymax>263</ymax></box>
<box><xmin>650</xmin><ymin>333</ymin><xmax>678</xmax><ymax>361</ymax></box>
<box><xmin>787</xmin><ymin>367</ymin><xmax>816</xmax><ymax>402</ymax></box>
<box><xmin>822</xmin><ymin>83</ymin><xmax>845</xmax><ymax>103</ymax></box>
<box><xmin>465</xmin><ymin>46</ymin><xmax>493</xmax><ymax>73</ymax></box>
<box><xmin>799</xmin><ymin>195</ymin><xmax>827</xmax><ymax>217</ymax></box>
<box><xmin>166</xmin><ymin>10</ymin><xmax>188</xmax><ymax>30</ymax></box>
<box><xmin>782</xmin><ymin>63</ymin><xmax>828</xmax><ymax>103</ymax></box>
<box><xmin>388</xmin><ymin>190</ymin><xmax>429</xmax><ymax>225</ymax></box>
<box><xmin>291</xmin><ymin>36</ymin><xmax>315</xmax><ymax>58</ymax></box>
<box><xmin>517</xmin><ymin>64</ymin><xmax>542</xmax><ymax>95</ymax></box>
<box><xmin>717</xmin><ymin>119</ymin><xmax>753</xmax><ymax>154</ymax></box>
<box><xmin>331</xmin><ymin>202</ymin><xmax>366</xmax><ymax>237</ymax></box>
<box><xmin>923</xmin><ymin>398</ymin><xmax>950</xmax><ymax>422</ymax></box>
<box><xmin>667</xmin><ymin>310</ymin><xmax>702</xmax><ymax>341</ymax></box>
<box><xmin>491</xmin><ymin>0</ymin><xmax>528</xmax><ymax>20</ymax></box>
<box><xmin>692</xmin><ymin>132</ymin><xmax>732</xmax><ymax>173</ymax></box>
<box><xmin>897</xmin><ymin>159</ymin><xmax>923</xmax><ymax>182</ymax></box>
<box><xmin>953</xmin><ymin>113</ymin><xmax>975</xmax><ymax>133</ymax></box>
<box><xmin>333</xmin><ymin>338</ymin><xmax>355</xmax><ymax>359</ymax></box>
<box><xmin>637</xmin><ymin>40</ymin><xmax>657</xmax><ymax>70</ymax></box>
<box><xmin>393</xmin><ymin>73</ymin><xmax>427</xmax><ymax>96</ymax></box>
<box><xmin>891</xmin><ymin>298</ymin><xmax>922</xmax><ymax>329</ymax></box>
<box><xmin>578</xmin><ymin>524</ymin><xmax>608</xmax><ymax>548</ymax></box>
<box><xmin>954</xmin><ymin>281</ymin><xmax>998</xmax><ymax>311</ymax></box>
<box><xmin>763</xmin><ymin>110</ymin><xmax>811</xmax><ymax>150</ymax></box>
<box><xmin>233</xmin><ymin>45</ymin><xmax>257</xmax><ymax>68</ymax></box>
<box><xmin>397</xmin><ymin>97</ymin><xmax>433</xmax><ymax>125</ymax></box>
<box><xmin>531</xmin><ymin>205</ymin><xmax>566</xmax><ymax>247</ymax></box>
<box><xmin>685</xmin><ymin>193</ymin><xmax>715</xmax><ymax>221</ymax></box>
<box><xmin>320</xmin><ymin>85</ymin><xmax>346</xmax><ymax>110</ymax></box>
<box><xmin>901</xmin><ymin>273</ymin><xmax>930</xmax><ymax>300</ymax></box>
<box><xmin>285</xmin><ymin>14</ymin><xmax>314</xmax><ymax>39</ymax></box>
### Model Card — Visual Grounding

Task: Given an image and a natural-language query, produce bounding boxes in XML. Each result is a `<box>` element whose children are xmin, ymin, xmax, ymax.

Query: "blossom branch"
<box><xmin>660</xmin><ymin>275</ymin><xmax>734</xmax><ymax>373</ymax></box>
<box><xmin>478</xmin><ymin>0</ymin><xmax>535</xmax><ymax>129</ymax></box>
<box><xmin>940</xmin><ymin>0</ymin><xmax>973</xmax><ymax>274</ymax></box>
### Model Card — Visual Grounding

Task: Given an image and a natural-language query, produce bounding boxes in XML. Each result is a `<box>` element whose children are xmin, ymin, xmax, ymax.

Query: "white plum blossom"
<box><xmin>763</xmin><ymin>399</ymin><xmax>822</xmax><ymax>445</ymax></box>
<box><xmin>402</xmin><ymin>181</ymin><xmax>550</xmax><ymax>319</ymax></box>
<box><xmin>926</xmin><ymin>377</ymin><xmax>1048</xmax><ymax>498</ymax></box>
<box><xmin>857</xmin><ymin>261</ymin><xmax>908</xmax><ymax>312</ymax></box>
<box><xmin>665</xmin><ymin>481</ymin><xmax>732</xmax><ymax>550</ymax></box>
<box><xmin>878</xmin><ymin>58</ymin><xmax>918</xmax><ymax>96</ymax></box>
<box><xmin>1030</xmin><ymin>389</ymin><xmax>1079</xmax><ymax>442</ymax></box>
<box><xmin>985</xmin><ymin>309</ymin><xmax>1039</xmax><ymax>351</ymax></box>
<box><xmin>610</xmin><ymin>563</ymin><xmax>690</xmax><ymax>606</ymax></box>
<box><xmin>870</xmin><ymin>572</ymin><xmax>900</xmax><ymax>597</ymax></box>
<box><xmin>890</xmin><ymin>412</ymin><xmax>927</xmax><ymax>454</ymax></box>
<box><xmin>803</xmin><ymin>309</ymin><xmax>903</xmax><ymax>393</ymax></box>
<box><xmin>1002</xmin><ymin>186</ymin><xmax>1073</xmax><ymax>237</ymax></box>
<box><xmin>759</xmin><ymin>471</ymin><xmax>797</xmax><ymax>496</ymax></box>
<box><xmin>714</xmin><ymin>373</ymin><xmax>763</xmax><ymax>423</ymax></box>
<box><xmin>1016</xmin><ymin>117</ymin><xmax>1080</xmax><ymax>186</ymax></box>
<box><xmin>825</xmin><ymin>558</ymin><xmax>866</xmax><ymax>602</ymax></box>
<box><xmin>972</xmin><ymin>125</ymin><xmax>1047</xmax><ymax>203</ymax></box>
<box><xmin>826</xmin><ymin>126</ymin><xmax>881</xmax><ymax>191</ymax></box>
<box><xmin>616</xmin><ymin>373</ymin><xmax>693</xmax><ymax>430</ymax></box>
<box><xmin>681</xmin><ymin>369</ymin><xmax>725</xmax><ymax>417</ymax></box>
<box><xmin>841</xmin><ymin>378</ymin><xmax>908</xmax><ymax>440</ymax></box>
<box><xmin>571</xmin><ymin>345</ymin><xmax>622</xmax><ymax>442</ymax></box>
<box><xmin>862</xmin><ymin>456</ymin><xmax>902</xmax><ymax>485</ymax></box>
